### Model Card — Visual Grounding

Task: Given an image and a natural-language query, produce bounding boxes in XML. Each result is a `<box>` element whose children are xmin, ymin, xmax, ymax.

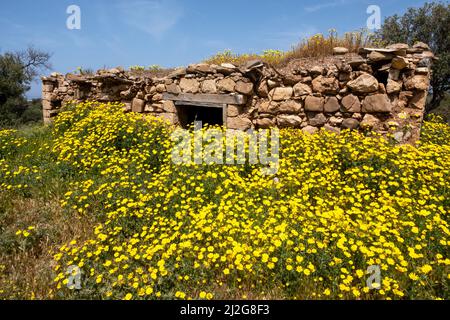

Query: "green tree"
<box><xmin>377</xmin><ymin>1</ymin><xmax>450</xmax><ymax>112</ymax></box>
<box><xmin>0</xmin><ymin>46</ymin><xmax>51</xmax><ymax>126</ymax></box>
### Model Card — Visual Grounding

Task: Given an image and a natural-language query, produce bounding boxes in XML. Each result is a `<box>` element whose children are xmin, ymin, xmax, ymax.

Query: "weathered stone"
<box><xmin>187</xmin><ymin>63</ymin><xmax>213</xmax><ymax>74</ymax></box>
<box><xmin>267</xmin><ymin>79</ymin><xmax>280</xmax><ymax>89</ymax></box>
<box><xmin>333</xmin><ymin>47</ymin><xmax>349</xmax><ymax>55</ymax></box>
<box><xmin>257</xmin><ymin>81</ymin><xmax>269</xmax><ymax>97</ymax></box>
<box><xmin>404</xmin><ymin>75</ymin><xmax>429</xmax><ymax>91</ymax></box>
<box><xmin>132</xmin><ymin>98</ymin><xmax>145</xmax><ymax>112</ymax></box>
<box><xmin>217</xmin><ymin>78</ymin><xmax>236</xmax><ymax>92</ymax></box>
<box><xmin>152</xmin><ymin>93</ymin><xmax>163</xmax><ymax>101</ymax></box>
<box><xmin>179</xmin><ymin>78</ymin><xmax>200</xmax><ymax>93</ymax></box>
<box><xmin>279</xmin><ymin>100</ymin><xmax>302</xmax><ymax>114</ymax></box>
<box><xmin>259</xmin><ymin>101</ymin><xmax>278</xmax><ymax>114</ymax></box>
<box><xmin>391</xmin><ymin>56</ymin><xmax>408</xmax><ymax>69</ymax></box>
<box><xmin>399</xmin><ymin>91</ymin><xmax>414</xmax><ymax>107</ymax></box>
<box><xmin>386</xmin><ymin>79</ymin><xmax>402</xmax><ymax>94</ymax></box>
<box><xmin>341</xmin><ymin>94</ymin><xmax>361</xmax><ymax>113</ymax></box>
<box><xmin>362</xmin><ymin>94</ymin><xmax>392</xmax><ymax>113</ymax></box>
<box><xmin>255</xmin><ymin>118</ymin><xmax>275</xmax><ymax>128</ymax></box>
<box><xmin>165</xmin><ymin>83</ymin><xmax>180</xmax><ymax>94</ymax></box>
<box><xmin>347</xmin><ymin>73</ymin><xmax>379</xmax><ymax>93</ymax></box>
<box><xmin>162</xmin><ymin>100</ymin><xmax>177</xmax><ymax>113</ymax></box>
<box><xmin>201</xmin><ymin>80</ymin><xmax>217</xmax><ymax>94</ymax></box>
<box><xmin>368</xmin><ymin>51</ymin><xmax>395</xmax><ymax>61</ymax></box>
<box><xmin>309</xmin><ymin>66</ymin><xmax>324</xmax><ymax>76</ymax></box>
<box><xmin>342</xmin><ymin>118</ymin><xmax>360</xmax><ymax>130</ymax></box>
<box><xmin>413</xmin><ymin>42</ymin><xmax>430</xmax><ymax>51</ymax></box>
<box><xmin>269</xmin><ymin>87</ymin><xmax>293</xmax><ymax>101</ymax></box>
<box><xmin>282</xmin><ymin>75</ymin><xmax>302</xmax><ymax>87</ymax></box>
<box><xmin>360</xmin><ymin>114</ymin><xmax>380</xmax><ymax>129</ymax></box>
<box><xmin>308</xmin><ymin>113</ymin><xmax>327</xmax><ymax>126</ymax></box>
<box><xmin>304</xmin><ymin>96</ymin><xmax>324</xmax><ymax>112</ymax></box>
<box><xmin>168</xmin><ymin>68</ymin><xmax>187</xmax><ymax>78</ymax></box>
<box><xmin>409</xmin><ymin>91</ymin><xmax>427</xmax><ymax>109</ymax></box>
<box><xmin>235</xmin><ymin>81</ymin><xmax>254</xmax><ymax>95</ymax></box>
<box><xmin>156</xmin><ymin>83</ymin><xmax>166</xmax><ymax>93</ymax></box>
<box><xmin>227</xmin><ymin>105</ymin><xmax>243</xmax><ymax>117</ymax></box>
<box><xmin>323</xmin><ymin>97</ymin><xmax>340</xmax><ymax>113</ymax></box>
<box><xmin>302</xmin><ymin>125</ymin><xmax>319</xmax><ymax>134</ymax></box>
<box><xmin>386</xmin><ymin>43</ymin><xmax>409</xmax><ymax>50</ymax></box>
<box><xmin>227</xmin><ymin>116</ymin><xmax>252</xmax><ymax>130</ymax></box>
<box><xmin>277</xmin><ymin>114</ymin><xmax>303</xmax><ymax>128</ymax></box>
<box><xmin>293</xmin><ymin>82</ymin><xmax>312</xmax><ymax>96</ymax></box>
<box><xmin>348</xmin><ymin>58</ymin><xmax>366</xmax><ymax>68</ymax></box>
<box><xmin>312</xmin><ymin>76</ymin><xmax>339</xmax><ymax>94</ymax></box>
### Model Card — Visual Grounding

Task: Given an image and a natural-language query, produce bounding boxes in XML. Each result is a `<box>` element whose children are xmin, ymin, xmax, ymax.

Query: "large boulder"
<box><xmin>347</xmin><ymin>73</ymin><xmax>379</xmax><ymax>94</ymax></box>
<box><xmin>312</xmin><ymin>76</ymin><xmax>339</xmax><ymax>94</ymax></box>
<box><xmin>362</xmin><ymin>94</ymin><xmax>392</xmax><ymax>113</ymax></box>
<box><xmin>304</xmin><ymin>96</ymin><xmax>324</xmax><ymax>112</ymax></box>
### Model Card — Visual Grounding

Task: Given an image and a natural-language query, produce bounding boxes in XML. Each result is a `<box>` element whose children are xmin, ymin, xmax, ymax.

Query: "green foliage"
<box><xmin>129</xmin><ymin>65</ymin><xmax>146</xmax><ymax>71</ymax></box>
<box><xmin>376</xmin><ymin>1</ymin><xmax>450</xmax><ymax>111</ymax></box>
<box><xmin>0</xmin><ymin>46</ymin><xmax>51</xmax><ymax>127</ymax></box>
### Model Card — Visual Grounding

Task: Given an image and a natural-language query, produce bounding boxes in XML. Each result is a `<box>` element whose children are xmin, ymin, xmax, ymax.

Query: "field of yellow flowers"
<box><xmin>0</xmin><ymin>101</ymin><xmax>449</xmax><ymax>300</ymax></box>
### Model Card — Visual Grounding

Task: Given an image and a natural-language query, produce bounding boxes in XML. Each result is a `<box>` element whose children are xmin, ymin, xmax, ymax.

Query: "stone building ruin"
<box><xmin>41</xmin><ymin>42</ymin><xmax>435</xmax><ymax>143</ymax></box>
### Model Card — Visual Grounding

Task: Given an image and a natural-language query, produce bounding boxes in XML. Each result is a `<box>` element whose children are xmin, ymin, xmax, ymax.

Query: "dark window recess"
<box><xmin>374</xmin><ymin>70</ymin><xmax>389</xmax><ymax>86</ymax></box>
<box><xmin>177</xmin><ymin>105</ymin><xmax>223</xmax><ymax>128</ymax></box>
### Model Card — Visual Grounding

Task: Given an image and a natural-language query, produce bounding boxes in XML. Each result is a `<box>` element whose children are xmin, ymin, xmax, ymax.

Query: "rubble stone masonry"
<box><xmin>42</xmin><ymin>42</ymin><xmax>435</xmax><ymax>143</ymax></box>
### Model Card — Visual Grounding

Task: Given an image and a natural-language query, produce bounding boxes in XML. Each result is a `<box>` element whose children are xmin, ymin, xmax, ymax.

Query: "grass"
<box><xmin>204</xmin><ymin>29</ymin><xmax>379</xmax><ymax>67</ymax></box>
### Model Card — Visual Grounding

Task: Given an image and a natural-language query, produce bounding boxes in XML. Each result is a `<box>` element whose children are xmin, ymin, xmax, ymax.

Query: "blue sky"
<box><xmin>0</xmin><ymin>0</ymin><xmax>430</xmax><ymax>98</ymax></box>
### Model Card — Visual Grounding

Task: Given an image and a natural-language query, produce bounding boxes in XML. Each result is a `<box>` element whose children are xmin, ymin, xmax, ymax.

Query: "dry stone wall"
<box><xmin>42</xmin><ymin>42</ymin><xmax>435</xmax><ymax>143</ymax></box>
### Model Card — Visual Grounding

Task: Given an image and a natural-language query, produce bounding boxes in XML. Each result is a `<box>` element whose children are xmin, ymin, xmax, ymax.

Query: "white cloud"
<box><xmin>116</xmin><ymin>0</ymin><xmax>183</xmax><ymax>39</ymax></box>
